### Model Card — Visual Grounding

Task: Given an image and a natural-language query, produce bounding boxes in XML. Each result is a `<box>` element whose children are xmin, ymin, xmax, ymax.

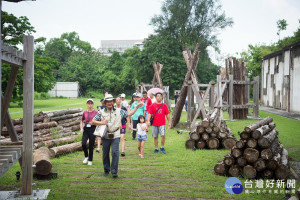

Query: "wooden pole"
<box><xmin>228</xmin><ymin>75</ymin><xmax>233</xmax><ymax>120</ymax></box>
<box><xmin>1</xmin><ymin>66</ymin><xmax>19</xmax><ymax>130</ymax></box>
<box><xmin>253</xmin><ymin>76</ymin><xmax>259</xmax><ymax>118</ymax></box>
<box><xmin>209</xmin><ymin>81</ymin><xmax>215</xmax><ymax>111</ymax></box>
<box><xmin>187</xmin><ymin>81</ymin><xmax>192</xmax><ymax>125</ymax></box>
<box><xmin>0</xmin><ymin>0</ymin><xmax>2</xmax><ymax>139</ymax></box>
<box><xmin>171</xmin><ymin>44</ymin><xmax>200</xmax><ymax>127</ymax></box>
<box><xmin>21</xmin><ymin>35</ymin><xmax>34</xmax><ymax>195</ymax></box>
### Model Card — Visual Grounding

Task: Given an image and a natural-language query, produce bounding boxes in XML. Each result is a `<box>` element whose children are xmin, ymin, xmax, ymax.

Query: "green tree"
<box><xmin>276</xmin><ymin>19</ymin><xmax>288</xmax><ymax>40</ymax></box>
<box><xmin>34</xmin><ymin>55</ymin><xmax>57</xmax><ymax>93</ymax></box>
<box><xmin>151</xmin><ymin>0</ymin><xmax>233</xmax><ymax>50</ymax></box>
<box><xmin>140</xmin><ymin>34</ymin><xmax>187</xmax><ymax>96</ymax></box>
<box><xmin>1</xmin><ymin>11</ymin><xmax>56</xmax><ymax>104</ymax></box>
<box><xmin>43</xmin><ymin>32</ymin><xmax>92</xmax><ymax>79</ymax></box>
<box><xmin>58</xmin><ymin>50</ymin><xmax>109</xmax><ymax>93</ymax></box>
<box><xmin>240</xmin><ymin>44</ymin><xmax>273</xmax><ymax>80</ymax></box>
<box><xmin>1</xmin><ymin>11</ymin><xmax>35</xmax><ymax>47</ymax></box>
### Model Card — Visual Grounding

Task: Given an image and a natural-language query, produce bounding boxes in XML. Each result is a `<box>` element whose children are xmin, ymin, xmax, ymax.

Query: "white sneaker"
<box><xmin>88</xmin><ymin>161</ymin><xmax>92</xmax><ymax>166</ymax></box>
<box><xmin>83</xmin><ymin>157</ymin><xmax>88</xmax><ymax>164</ymax></box>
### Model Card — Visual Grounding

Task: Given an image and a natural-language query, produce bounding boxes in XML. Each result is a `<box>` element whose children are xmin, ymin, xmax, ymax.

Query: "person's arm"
<box><xmin>90</xmin><ymin>111</ymin><xmax>108</xmax><ymax>126</ymax></box>
<box><xmin>80</xmin><ymin>120</ymin><xmax>83</xmax><ymax>133</ymax></box>
<box><xmin>128</xmin><ymin>102</ymin><xmax>143</xmax><ymax>116</ymax></box>
<box><xmin>91</xmin><ymin>119</ymin><xmax>108</xmax><ymax>126</ymax></box>
<box><xmin>146</xmin><ymin>113</ymin><xmax>152</xmax><ymax>127</ymax></box>
<box><xmin>165</xmin><ymin>104</ymin><xmax>171</xmax><ymax>129</ymax></box>
<box><xmin>80</xmin><ymin>113</ymin><xmax>85</xmax><ymax>133</ymax></box>
<box><xmin>166</xmin><ymin>113</ymin><xmax>171</xmax><ymax>129</ymax></box>
<box><xmin>141</xmin><ymin>123</ymin><xmax>147</xmax><ymax>131</ymax></box>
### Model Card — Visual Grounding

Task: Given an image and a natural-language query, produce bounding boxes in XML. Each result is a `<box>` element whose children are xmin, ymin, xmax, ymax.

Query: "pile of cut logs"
<box><xmin>1</xmin><ymin>108</ymin><xmax>82</xmax><ymax>149</ymax></box>
<box><xmin>1</xmin><ymin>108</ymin><xmax>89</xmax><ymax>177</ymax></box>
<box><xmin>185</xmin><ymin>109</ymin><xmax>236</xmax><ymax>150</ymax></box>
<box><xmin>214</xmin><ymin>117</ymin><xmax>289</xmax><ymax>180</ymax></box>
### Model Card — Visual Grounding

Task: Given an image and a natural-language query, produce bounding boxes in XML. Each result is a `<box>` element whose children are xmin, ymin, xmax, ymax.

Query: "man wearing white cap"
<box><xmin>92</xmin><ymin>94</ymin><xmax>143</xmax><ymax>178</ymax></box>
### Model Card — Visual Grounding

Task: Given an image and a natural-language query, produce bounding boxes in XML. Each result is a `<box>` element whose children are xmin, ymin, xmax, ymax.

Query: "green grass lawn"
<box><xmin>1</xmin><ymin>98</ymin><xmax>300</xmax><ymax>199</ymax></box>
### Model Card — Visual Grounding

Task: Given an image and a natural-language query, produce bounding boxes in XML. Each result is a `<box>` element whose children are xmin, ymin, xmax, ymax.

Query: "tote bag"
<box><xmin>93</xmin><ymin>124</ymin><xmax>108</xmax><ymax>138</ymax></box>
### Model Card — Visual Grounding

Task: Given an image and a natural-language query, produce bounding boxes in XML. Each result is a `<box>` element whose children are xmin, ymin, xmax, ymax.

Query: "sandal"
<box><xmin>96</xmin><ymin>149</ymin><xmax>100</xmax><ymax>153</ymax></box>
<box><xmin>121</xmin><ymin>152</ymin><xmax>125</xmax><ymax>157</ymax></box>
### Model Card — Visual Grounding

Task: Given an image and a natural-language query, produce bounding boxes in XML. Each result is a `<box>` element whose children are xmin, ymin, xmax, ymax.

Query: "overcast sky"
<box><xmin>3</xmin><ymin>0</ymin><xmax>300</xmax><ymax>66</ymax></box>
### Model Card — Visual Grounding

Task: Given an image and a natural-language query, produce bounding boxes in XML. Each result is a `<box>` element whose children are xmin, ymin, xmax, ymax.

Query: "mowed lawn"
<box><xmin>1</xmin><ymin>98</ymin><xmax>300</xmax><ymax>199</ymax></box>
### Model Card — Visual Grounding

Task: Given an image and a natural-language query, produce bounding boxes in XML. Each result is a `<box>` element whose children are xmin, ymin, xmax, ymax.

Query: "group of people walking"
<box><xmin>80</xmin><ymin>89</ymin><xmax>171</xmax><ymax>178</ymax></box>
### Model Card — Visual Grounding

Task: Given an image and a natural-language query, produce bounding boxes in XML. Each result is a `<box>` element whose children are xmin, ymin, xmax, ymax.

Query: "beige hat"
<box><xmin>103</xmin><ymin>94</ymin><xmax>115</xmax><ymax>104</ymax></box>
<box><xmin>120</xmin><ymin>93</ymin><xmax>126</xmax><ymax>98</ymax></box>
<box><xmin>86</xmin><ymin>99</ymin><xmax>94</xmax><ymax>103</ymax></box>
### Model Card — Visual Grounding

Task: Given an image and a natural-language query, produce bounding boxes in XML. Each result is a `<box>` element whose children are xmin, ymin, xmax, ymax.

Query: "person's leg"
<box><xmin>111</xmin><ymin>138</ymin><xmax>120</xmax><ymax>176</ymax></box>
<box><xmin>141</xmin><ymin>141</ymin><xmax>145</xmax><ymax>158</ymax></box>
<box><xmin>137</xmin><ymin>141</ymin><xmax>141</xmax><ymax>155</ymax></box>
<box><xmin>82</xmin><ymin>129</ymin><xmax>89</xmax><ymax>159</ymax></box>
<box><xmin>152</xmin><ymin>126</ymin><xmax>159</xmax><ymax>153</ymax></box>
<box><xmin>161</xmin><ymin>135</ymin><xmax>165</xmax><ymax>147</ymax></box>
<box><xmin>97</xmin><ymin>137</ymin><xmax>101</xmax><ymax>152</ymax></box>
<box><xmin>145</xmin><ymin>111</ymin><xmax>148</xmax><ymax>120</ymax></box>
<box><xmin>132</xmin><ymin>120</ymin><xmax>138</xmax><ymax>139</ymax></box>
<box><xmin>88</xmin><ymin>128</ymin><xmax>96</xmax><ymax>161</ymax></box>
<box><xmin>102</xmin><ymin>138</ymin><xmax>111</xmax><ymax>173</ymax></box>
<box><xmin>121</xmin><ymin>133</ymin><xmax>125</xmax><ymax>154</ymax></box>
<box><xmin>159</xmin><ymin>126</ymin><xmax>166</xmax><ymax>154</ymax></box>
<box><xmin>154</xmin><ymin>137</ymin><xmax>158</xmax><ymax>149</ymax></box>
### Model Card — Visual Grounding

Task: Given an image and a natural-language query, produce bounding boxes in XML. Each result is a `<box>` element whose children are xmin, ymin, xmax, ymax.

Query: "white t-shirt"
<box><xmin>137</xmin><ymin>123</ymin><xmax>147</xmax><ymax>136</ymax></box>
<box><xmin>121</xmin><ymin>100</ymin><xmax>128</xmax><ymax>108</ymax></box>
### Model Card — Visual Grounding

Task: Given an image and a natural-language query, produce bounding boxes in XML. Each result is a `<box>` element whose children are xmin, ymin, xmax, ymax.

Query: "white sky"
<box><xmin>3</xmin><ymin>0</ymin><xmax>300</xmax><ymax>66</ymax></box>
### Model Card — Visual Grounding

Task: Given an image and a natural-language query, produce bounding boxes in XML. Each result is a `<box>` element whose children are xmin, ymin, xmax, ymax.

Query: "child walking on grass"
<box><xmin>136</xmin><ymin>115</ymin><xmax>147</xmax><ymax>158</ymax></box>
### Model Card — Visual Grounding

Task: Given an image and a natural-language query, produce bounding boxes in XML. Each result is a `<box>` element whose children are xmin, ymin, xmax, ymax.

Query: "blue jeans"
<box><xmin>185</xmin><ymin>100</ymin><xmax>188</xmax><ymax>111</ymax></box>
<box><xmin>102</xmin><ymin>137</ymin><xmax>120</xmax><ymax>175</ymax></box>
<box><xmin>145</xmin><ymin>111</ymin><xmax>149</xmax><ymax>120</ymax></box>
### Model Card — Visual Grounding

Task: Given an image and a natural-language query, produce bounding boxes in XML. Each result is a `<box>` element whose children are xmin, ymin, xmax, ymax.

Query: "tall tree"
<box><xmin>151</xmin><ymin>0</ymin><xmax>233</xmax><ymax>50</ymax></box>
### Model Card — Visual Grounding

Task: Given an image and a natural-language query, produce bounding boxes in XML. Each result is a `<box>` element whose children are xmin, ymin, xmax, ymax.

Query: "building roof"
<box><xmin>263</xmin><ymin>41</ymin><xmax>300</xmax><ymax>60</ymax></box>
<box><xmin>4</xmin><ymin>0</ymin><xmax>25</xmax><ymax>2</ymax></box>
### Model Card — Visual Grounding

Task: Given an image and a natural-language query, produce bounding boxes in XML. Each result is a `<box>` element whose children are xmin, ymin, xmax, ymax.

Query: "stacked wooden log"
<box><xmin>185</xmin><ymin>108</ymin><xmax>236</xmax><ymax>150</ymax></box>
<box><xmin>1</xmin><ymin>108</ymin><xmax>83</xmax><ymax>149</ymax></box>
<box><xmin>214</xmin><ymin>117</ymin><xmax>290</xmax><ymax>180</ymax></box>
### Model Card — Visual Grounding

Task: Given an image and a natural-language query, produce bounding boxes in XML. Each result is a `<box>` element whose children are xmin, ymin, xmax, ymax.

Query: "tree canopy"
<box><xmin>151</xmin><ymin>0</ymin><xmax>233</xmax><ymax>50</ymax></box>
<box><xmin>1</xmin><ymin>11</ymin><xmax>56</xmax><ymax>104</ymax></box>
<box><xmin>1</xmin><ymin>11</ymin><xmax>35</xmax><ymax>47</ymax></box>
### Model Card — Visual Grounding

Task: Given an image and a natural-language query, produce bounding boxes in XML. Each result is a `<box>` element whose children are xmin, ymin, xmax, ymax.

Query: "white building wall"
<box><xmin>261</xmin><ymin>44</ymin><xmax>300</xmax><ymax>113</ymax></box>
<box><xmin>291</xmin><ymin>56</ymin><xmax>300</xmax><ymax>113</ymax></box>
<box><xmin>261</xmin><ymin>60</ymin><xmax>268</xmax><ymax>106</ymax></box>
<box><xmin>267</xmin><ymin>57</ymin><xmax>275</xmax><ymax>106</ymax></box>
<box><xmin>48</xmin><ymin>82</ymin><xmax>79</xmax><ymax>98</ymax></box>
